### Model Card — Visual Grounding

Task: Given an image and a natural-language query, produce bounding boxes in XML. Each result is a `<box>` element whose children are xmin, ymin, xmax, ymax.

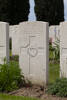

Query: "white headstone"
<box><xmin>19</xmin><ymin>21</ymin><xmax>49</xmax><ymax>85</ymax></box>
<box><xmin>60</xmin><ymin>22</ymin><xmax>67</xmax><ymax>77</ymax></box>
<box><xmin>0</xmin><ymin>22</ymin><xmax>9</xmax><ymax>64</ymax></box>
<box><xmin>49</xmin><ymin>25</ymin><xmax>60</xmax><ymax>46</ymax></box>
<box><xmin>9</xmin><ymin>25</ymin><xmax>19</xmax><ymax>55</ymax></box>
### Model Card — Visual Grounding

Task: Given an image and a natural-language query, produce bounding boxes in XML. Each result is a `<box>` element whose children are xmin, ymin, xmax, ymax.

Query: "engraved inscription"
<box><xmin>19</xmin><ymin>22</ymin><xmax>49</xmax><ymax>85</ymax></box>
<box><xmin>61</xmin><ymin>48</ymin><xmax>67</xmax><ymax>55</ymax></box>
<box><xmin>0</xmin><ymin>46</ymin><xmax>5</xmax><ymax>56</ymax></box>
<box><xmin>20</xmin><ymin>35</ymin><xmax>44</xmax><ymax>74</ymax></box>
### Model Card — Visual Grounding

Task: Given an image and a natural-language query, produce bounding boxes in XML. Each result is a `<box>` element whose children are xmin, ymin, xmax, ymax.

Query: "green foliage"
<box><xmin>9</xmin><ymin>0</ymin><xmax>30</xmax><ymax>25</ymax></box>
<box><xmin>34</xmin><ymin>0</ymin><xmax>64</xmax><ymax>25</ymax></box>
<box><xmin>49</xmin><ymin>38</ymin><xmax>60</xmax><ymax>61</ymax></box>
<box><xmin>49</xmin><ymin>44</ymin><xmax>54</xmax><ymax>60</ymax></box>
<box><xmin>53</xmin><ymin>38</ymin><xmax>60</xmax><ymax>60</ymax></box>
<box><xmin>0</xmin><ymin>61</ymin><xmax>25</xmax><ymax>92</ymax></box>
<box><xmin>0</xmin><ymin>0</ymin><xmax>30</xmax><ymax>25</ymax></box>
<box><xmin>0</xmin><ymin>0</ymin><xmax>11</xmax><ymax>22</ymax></box>
<box><xmin>47</xmin><ymin>78</ymin><xmax>67</xmax><ymax>97</ymax></box>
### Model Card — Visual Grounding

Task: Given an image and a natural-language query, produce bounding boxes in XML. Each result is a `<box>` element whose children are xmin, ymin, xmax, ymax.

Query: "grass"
<box><xmin>49</xmin><ymin>62</ymin><xmax>60</xmax><ymax>83</ymax></box>
<box><xmin>49</xmin><ymin>50</ymin><xmax>54</xmax><ymax>60</ymax></box>
<box><xmin>49</xmin><ymin>44</ymin><xmax>60</xmax><ymax>84</ymax></box>
<box><xmin>9</xmin><ymin>48</ymin><xmax>60</xmax><ymax>83</ymax></box>
<box><xmin>0</xmin><ymin>47</ymin><xmax>60</xmax><ymax>100</ymax></box>
<box><xmin>10</xmin><ymin>50</ymin><xmax>12</xmax><ymax>57</ymax></box>
<box><xmin>0</xmin><ymin>94</ymin><xmax>39</xmax><ymax>100</ymax></box>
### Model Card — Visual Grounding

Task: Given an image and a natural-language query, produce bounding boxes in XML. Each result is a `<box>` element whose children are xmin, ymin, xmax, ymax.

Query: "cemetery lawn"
<box><xmin>49</xmin><ymin>62</ymin><xmax>60</xmax><ymax>83</ymax></box>
<box><xmin>0</xmin><ymin>94</ymin><xmax>39</xmax><ymax>100</ymax></box>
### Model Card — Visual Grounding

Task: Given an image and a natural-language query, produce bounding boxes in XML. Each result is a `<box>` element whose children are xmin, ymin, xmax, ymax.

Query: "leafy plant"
<box><xmin>49</xmin><ymin>38</ymin><xmax>60</xmax><ymax>61</ymax></box>
<box><xmin>0</xmin><ymin>61</ymin><xmax>25</xmax><ymax>92</ymax></box>
<box><xmin>47</xmin><ymin>78</ymin><xmax>67</xmax><ymax>97</ymax></box>
<box><xmin>49</xmin><ymin>43</ymin><xmax>55</xmax><ymax>60</ymax></box>
<box><xmin>53</xmin><ymin>38</ymin><xmax>60</xmax><ymax>60</ymax></box>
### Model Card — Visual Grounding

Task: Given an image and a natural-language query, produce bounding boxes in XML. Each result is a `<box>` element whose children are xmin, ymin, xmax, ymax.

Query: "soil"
<box><xmin>9</xmin><ymin>85</ymin><xmax>67</xmax><ymax>100</ymax></box>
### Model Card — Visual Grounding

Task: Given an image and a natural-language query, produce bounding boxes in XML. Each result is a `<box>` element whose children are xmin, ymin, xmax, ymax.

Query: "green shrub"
<box><xmin>49</xmin><ymin>44</ymin><xmax>55</xmax><ymax>60</ymax></box>
<box><xmin>0</xmin><ymin>61</ymin><xmax>25</xmax><ymax>92</ymax></box>
<box><xmin>53</xmin><ymin>38</ymin><xmax>60</xmax><ymax>60</ymax></box>
<box><xmin>47</xmin><ymin>78</ymin><xmax>67</xmax><ymax>97</ymax></box>
<box><xmin>49</xmin><ymin>38</ymin><xmax>60</xmax><ymax>61</ymax></box>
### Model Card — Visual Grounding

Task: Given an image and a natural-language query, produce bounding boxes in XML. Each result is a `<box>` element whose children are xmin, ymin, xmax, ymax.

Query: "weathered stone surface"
<box><xmin>60</xmin><ymin>22</ymin><xmax>67</xmax><ymax>77</ymax></box>
<box><xmin>19</xmin><ymin>21</ymin><xmax>49</xmax><ymax>85</ymax></box>
<box><xmin>0</xmin><ymin>22</ymin><xmax>9</xmax><ymax>64</ymax></box>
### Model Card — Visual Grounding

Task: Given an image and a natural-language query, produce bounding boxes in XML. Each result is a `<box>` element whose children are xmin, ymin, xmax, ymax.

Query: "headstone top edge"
<box><xmin>49</xmin><ymin>25</ymin><xmax>59</xmax><ymax>28</ymax></box>
<box><xmin>60</xmin><ymin>21</ymin><xmax>67</xmax><ymax>25</ymax></box>
<box><xmin>19</xmin><ymin>21</ymin><xmax>48</xmax><ymax>25</ymax></box>
<box><xmin>0</xmin><ymin>21</ymin><xmax>9</xmax><ymax>25</ymax></box>
<box><xmin>9</xmin><ymin>25</ymin><xmax>19</xmax><ymax>27</ymax></box>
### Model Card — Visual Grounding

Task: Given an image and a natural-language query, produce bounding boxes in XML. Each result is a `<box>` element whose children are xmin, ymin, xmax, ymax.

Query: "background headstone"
<box><xmin>49</xmin><ymin>25</ymin><xmax>60</xmax><ymax>46</ymax></box>
<box><xmin>60</xmin><ymin>22</ymin><xmax>67</xmax><ymax>77</ymax></box>
<box><xmin>19</xmin><ymin>21</ymin><xmax>49</xmax><ymax>85</ymax></box>
<box><xmin>0</xmin><ymin>22</ymin><xmax>9</xmax><ymax>64</ymax></box>
<box><xmin>9</xmin><ymin>25</ymin><xmax>19</xmax><ymax>55</ymax></box>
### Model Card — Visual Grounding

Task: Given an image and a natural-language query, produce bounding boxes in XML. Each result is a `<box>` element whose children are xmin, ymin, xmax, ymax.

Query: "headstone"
<box><xmin>9</xmin><ymin>25</ymin><xmax>19</xmax><ymax>55</ymax></box>
<box><xmin>49</xmin><ymin>25</ymin><xmax>60</xmax><ymax>46</ymax></box>
<box><xmin>0</xmin><ymin>22</ymin><xmax>9</xmax><ymax>64</ymax></box>
<box><xmin>9</xmin><ymin>26</ymin><xmax>13</xmax><ymax>38</ymax></box>
<box><xmin>19</xmin><ymin>21</ymin><xmax>49</xmax><ymax>85</ymax></box>
<box><xmin>60</xmin><ymin>22</ymin><xmax>67</xmax><ymax>77</ymax></box>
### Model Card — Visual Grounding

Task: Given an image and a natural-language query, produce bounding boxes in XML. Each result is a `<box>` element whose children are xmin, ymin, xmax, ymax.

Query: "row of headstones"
<box><xmin>0</xmin><ymin>21</ymin><xmax>67</xmax><ymax>86</ymax></box>
<box><xmin>10</xmin><ymin>24</ymin><xmax>60</xmax><ymax>55</ymax></box>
